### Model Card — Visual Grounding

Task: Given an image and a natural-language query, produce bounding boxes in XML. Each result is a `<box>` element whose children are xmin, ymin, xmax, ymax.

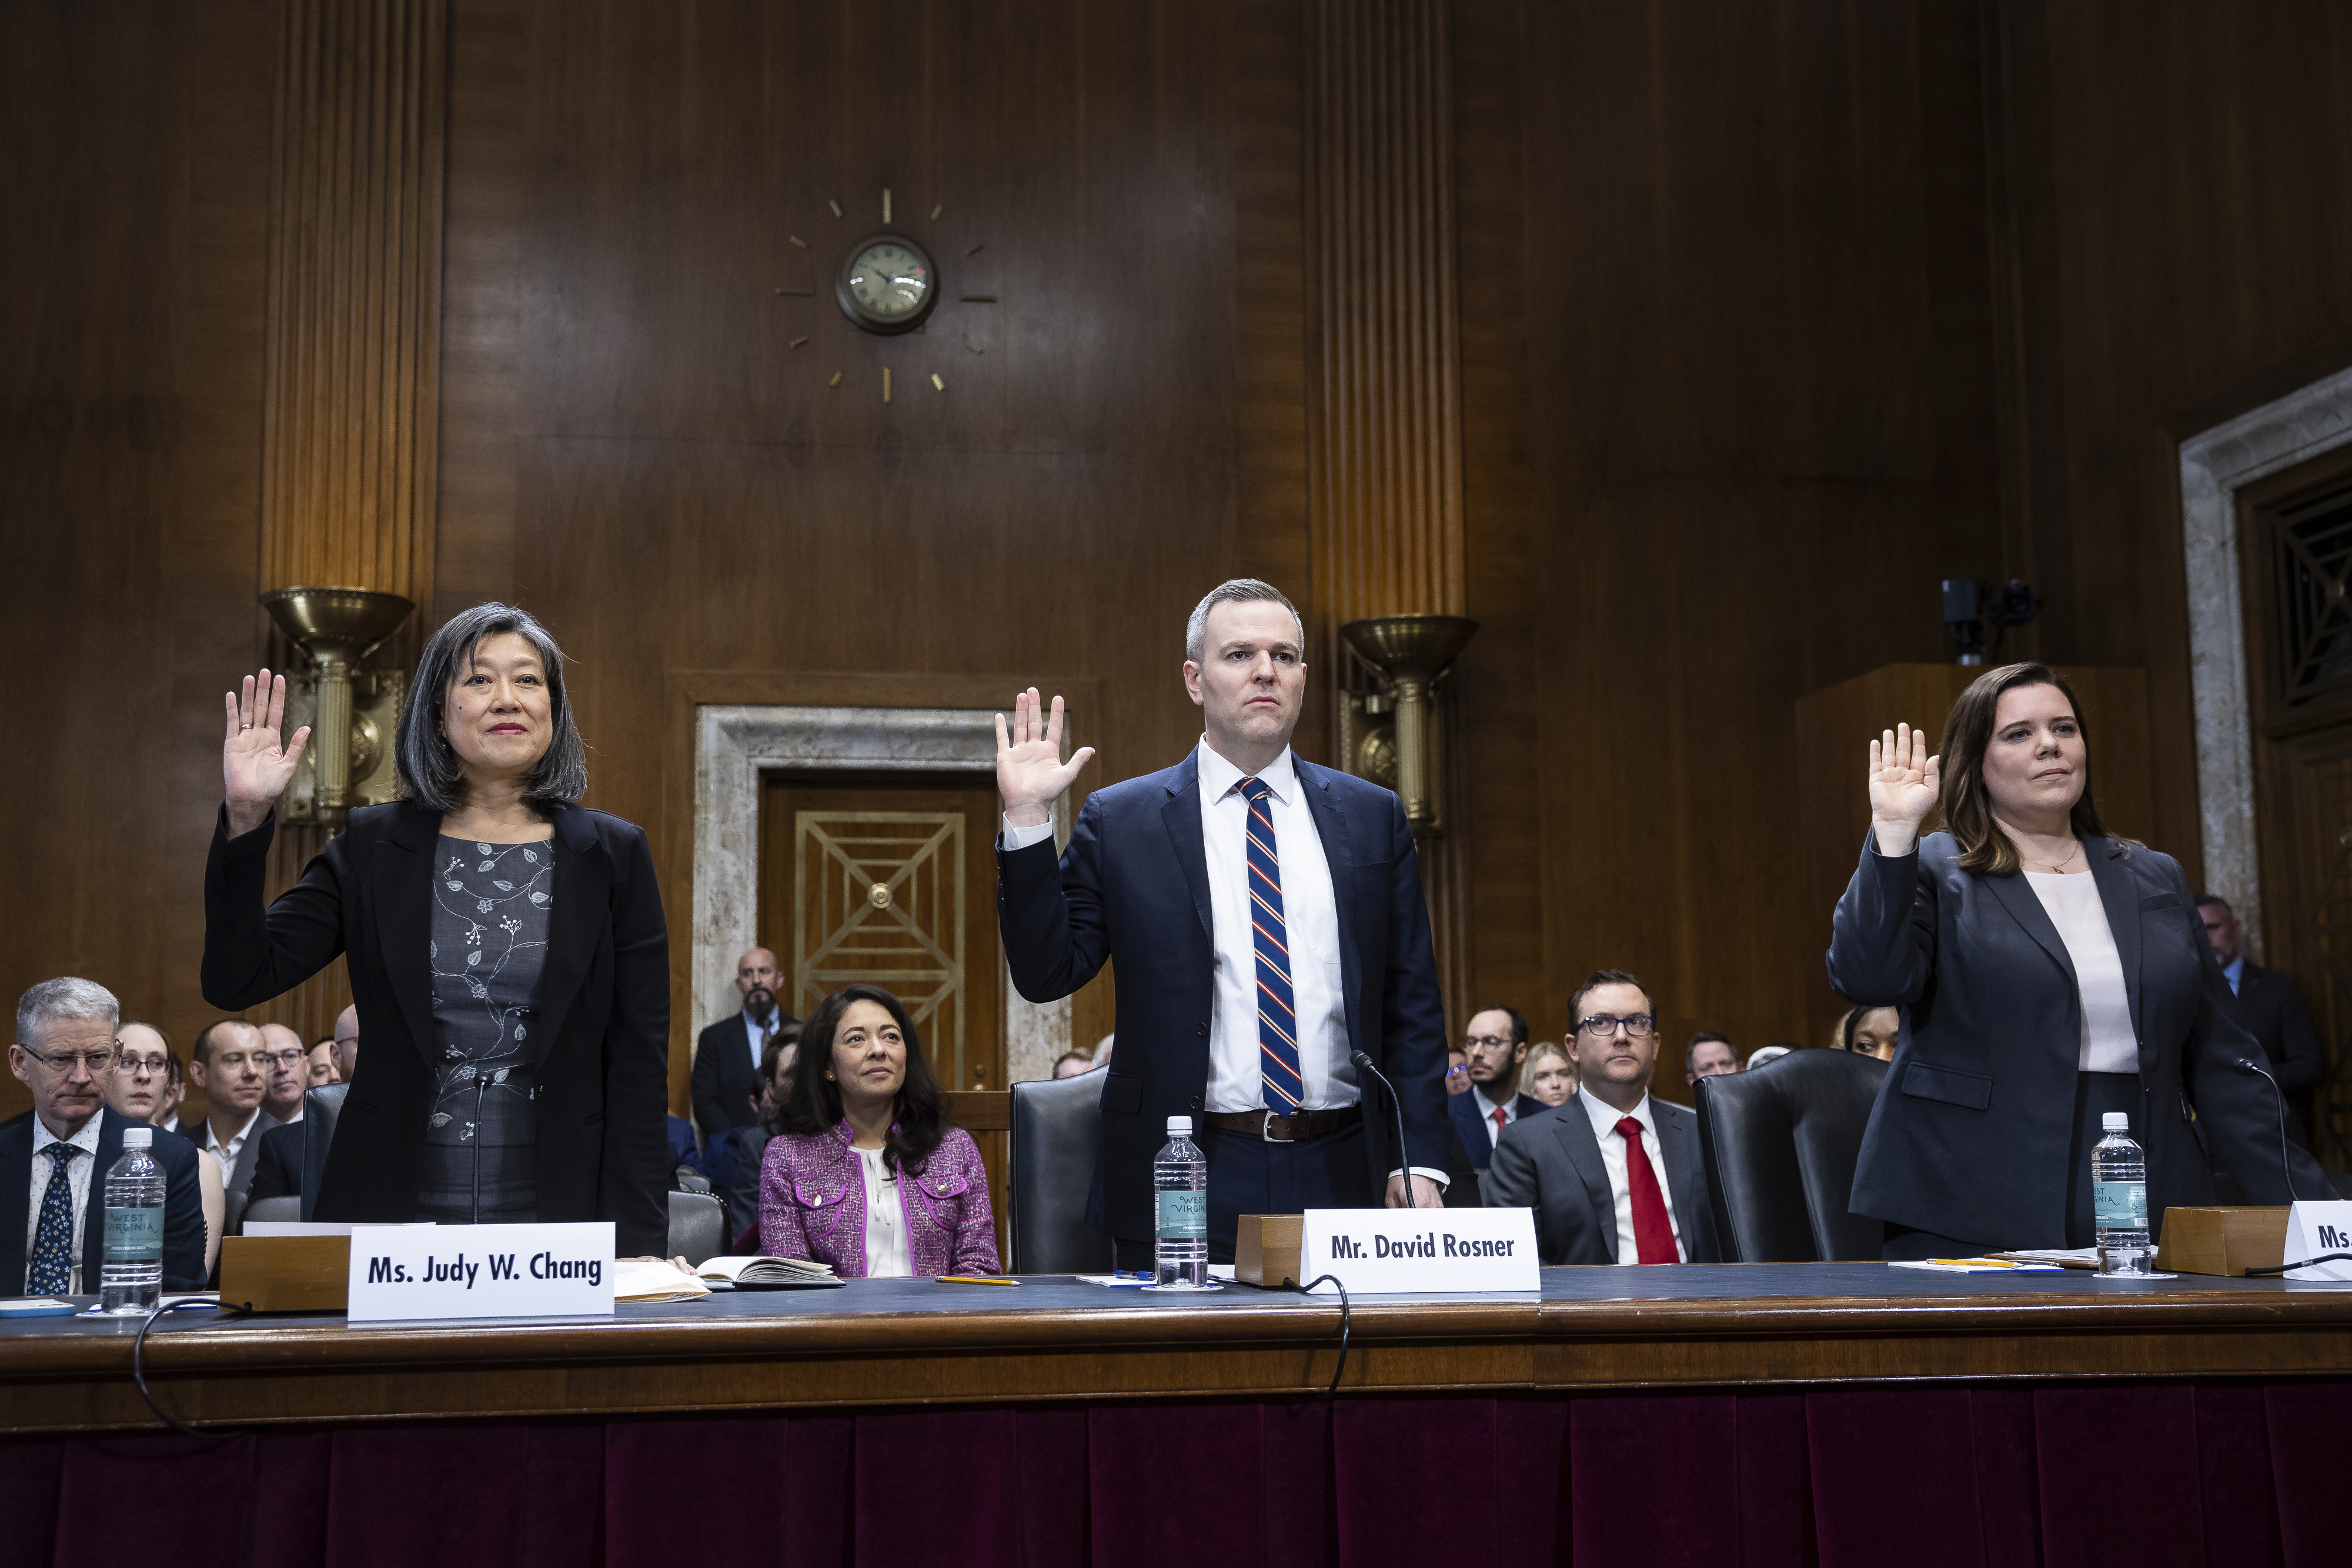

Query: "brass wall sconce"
<box><xmin>1338</xmin><ymin>614</ymin><xmax>1478</xmax><ymax>835</ymax></box>
<box><xmin>260</xmin><ymin>587</ymin><xmax>415</xmax><ymax>825</ymax></box>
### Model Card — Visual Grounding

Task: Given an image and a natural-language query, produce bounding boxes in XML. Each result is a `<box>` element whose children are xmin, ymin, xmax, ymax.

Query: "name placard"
<box><xmin>1297</xmin><ymin>1208</ymin><xmax>1540</xmax><ymax>1294</ymax></box>
<box><xmin>345</xmin><ymin>1222</ymin><xmax>616</xmax><ymax>1322</ymax></box>
<box><xmin>2285</xmin><ymin>1201</ymin><xmax>2352</xmax><ymax>1282</ymax></box>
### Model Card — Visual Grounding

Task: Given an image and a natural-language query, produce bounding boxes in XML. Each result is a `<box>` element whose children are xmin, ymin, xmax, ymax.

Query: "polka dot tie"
<box><xmin>28</xmin><ymin>1144</ymin><xmax>82</xmax><ymax>1295</ymax></box>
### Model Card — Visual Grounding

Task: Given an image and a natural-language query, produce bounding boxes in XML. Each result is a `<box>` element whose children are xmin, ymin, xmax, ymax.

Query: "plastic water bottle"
<box><xmin>101</xmin><ymin>1125</ymin><xmax>166</xmax><ymax>1313</ymax></box>
<box><xmin>2092</xmin><ymin>1111</ymin><xmax>2151</xmax><ymax>1276</ymax></box>
<box><xmin>1152</xmin><ymin>1115</ymin><xmax>1210</xmax><ymax>1289</ymax></box>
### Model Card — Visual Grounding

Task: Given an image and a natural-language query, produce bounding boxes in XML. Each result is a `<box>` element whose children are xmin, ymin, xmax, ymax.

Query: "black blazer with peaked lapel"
<box><xmin>1481</xmin><ymin>1094</ymin><xmax>1721</xmax><ymax>1265</ymax></box>
<box><xmin>997</xmin><ymin>749</ymin><xmax>1451</xmax><ymax>1244</ymax></box>
<box><xmin>1829</xmin><ymin>831</ymin><xmax>2334</xmax><ymax>1247</ymax></box>
<box><xmin>0</xmin><ymin>1109</ymin><xmax>209</xmax><ymax>1292</ymax></box>
<box><xmin>1448</xmin><ymin>1086</ymin><xmax>1550</xmax><ymax>1172</ymax></box>
<box><xmin>202</xmin><ymin>800</ymin><xmax>671</xmax><ymax>1255</ymax></box>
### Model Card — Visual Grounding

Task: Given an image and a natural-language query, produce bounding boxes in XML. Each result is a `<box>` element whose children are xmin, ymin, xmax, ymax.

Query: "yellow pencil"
<box><xmin>936</xmin><ymin>1275</ymin><xmax>1019</xmax><ymax>1286</ymax></box>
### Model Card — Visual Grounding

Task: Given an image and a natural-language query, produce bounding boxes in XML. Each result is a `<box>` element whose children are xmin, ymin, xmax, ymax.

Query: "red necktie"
<box><xmin>1491</xmin><ymin>1107</ymin><xmax>1506</xmax><ymax>1143</ymax></box>
<box><xmin>1614</xmin><ymin>1116</ymin><xmax>1679</xmax><ymax>1264</ymax></box>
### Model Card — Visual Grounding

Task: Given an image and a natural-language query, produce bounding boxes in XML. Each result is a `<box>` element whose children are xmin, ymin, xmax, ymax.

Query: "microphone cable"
<box><xmin>2231</xmin><ymin>1057</ymin><xmax>2304</xmax><ymax>1204</ymax></box>
<box><xmin>1296</xmin><ymin>1273</ymin><xmax>1352</xmax><ymax>1397</ymax></box>
<box><xmin>131</xmin><ymin>1298</ymin><xmax>253</xmax><ymax>1440</ymax></box>
<box><xmin>2246</xmin><ymin>1253</ymin><xmax>2352</xmax><ymax>1278</ymax></box>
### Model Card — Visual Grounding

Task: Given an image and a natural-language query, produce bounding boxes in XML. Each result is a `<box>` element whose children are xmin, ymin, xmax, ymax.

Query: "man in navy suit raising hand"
<box><xmin>995</xmin><ymin>579</ymin><xmax>1449</xmax><ymax>1268</ymax></box>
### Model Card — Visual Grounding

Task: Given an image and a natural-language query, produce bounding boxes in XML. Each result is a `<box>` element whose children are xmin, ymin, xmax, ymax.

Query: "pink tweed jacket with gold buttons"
<box><xmin>757</xmin><ymin>1120</ymin><xmax>1000</xmax><ymax>1278</ymax></box>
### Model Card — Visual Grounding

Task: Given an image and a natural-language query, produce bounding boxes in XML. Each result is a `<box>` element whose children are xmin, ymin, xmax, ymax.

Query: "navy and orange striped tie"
<box><xmin>1240</xmin><ymin>776</ymin><xmax>1305</xmax><ymax>1112</ymax></box>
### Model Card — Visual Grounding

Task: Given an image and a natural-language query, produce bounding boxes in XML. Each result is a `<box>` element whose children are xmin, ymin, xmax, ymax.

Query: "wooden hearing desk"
<box><xmin>7</xmin><ymin>1266</ymin><xmax>2351</xmax><ymax>1566</ymax></box>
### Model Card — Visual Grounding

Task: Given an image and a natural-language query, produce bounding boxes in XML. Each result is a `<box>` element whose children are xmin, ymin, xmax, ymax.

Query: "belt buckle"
<box><xmin>1261</xmin><ymin>1109</ymin><xmax>1285</xmax><ymax>1144</ymax></box>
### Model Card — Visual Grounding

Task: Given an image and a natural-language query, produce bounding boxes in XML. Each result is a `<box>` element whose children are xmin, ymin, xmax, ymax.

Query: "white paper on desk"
<box><xmin>242</xmin><ymin>1222</ymin><xmax>439</xmax><ymax>1238</ymax></box>
<box><xmin>2284</xmin><ymin>1200</ymin><xmax>2352</xmax><ymax>1281</ymax></box>
<box><xmin>1888</xmin><ymin>1258</ymin><xmax>2065</xmax><ymax>1273</ymax></box>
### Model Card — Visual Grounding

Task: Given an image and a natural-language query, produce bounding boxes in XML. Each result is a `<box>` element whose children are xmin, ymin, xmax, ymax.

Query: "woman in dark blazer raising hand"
<box><xmin>1829</xmin><ymin>662</ymin><xmax>2330</xmax><ymax>1259</ymax></box>
<box><xmin>202</xmin><ymin>603</ymin><xmax>670</xmax><ymax>1255</ymax></box>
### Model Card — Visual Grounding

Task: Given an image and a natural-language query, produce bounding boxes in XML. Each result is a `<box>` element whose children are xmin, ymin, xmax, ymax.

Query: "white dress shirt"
<box><xmin>1576</xmin><ymin>1090</ymin><xmax>1686</xmax><ymax>1264</ymax></box>
<box><xmin>193</xmin><ymin>1106</ymin><xmax>262</xmax><ymax>1166</ymax></box>
<box><xmin>856</xmin><ymin>1146</ymin><xmax>911</xmax><ymax>1279</ymax></box>
<box><xmin>1471</xmin><ymin>1084</ymin><xmax>1525</xmax><ymax>1148</ymax></box>
<box><xmin>2024</xmin><ymin>872</ymin><xmax>2137</xmax><ymax>1074</ymax></box>
<box><xmin>1003</xmin><ymin>737</ymin><xmax>1443</xmax><ymax>1185</ymax></box>
<box><xmin>25</xmin><ymin>1114</ymin><xmax>105</xmax><ymax>1294</ymax></box>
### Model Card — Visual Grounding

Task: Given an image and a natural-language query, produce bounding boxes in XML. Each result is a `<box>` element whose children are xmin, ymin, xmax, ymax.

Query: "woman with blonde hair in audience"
<box><xmin>1829</xmin><ymin>1004</ymin><xmax>1900</xmax><ymax>1062</ymax></box>
<box><xmin>1519</xmin><ymin>1039</ymin><xmax>1575</xmax><ymax>1110</ymax></box>
<box><xmin>760</xmin><ymin>984</ymin><xmax>998</xmax><ymax>1278</ymax></box>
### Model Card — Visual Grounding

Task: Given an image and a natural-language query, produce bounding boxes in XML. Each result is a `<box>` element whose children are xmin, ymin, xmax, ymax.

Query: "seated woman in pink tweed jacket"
<box><xmin>759</xmin><ymin>983</ymin><xmax>999</xmax><ymax>1278</ymax></box>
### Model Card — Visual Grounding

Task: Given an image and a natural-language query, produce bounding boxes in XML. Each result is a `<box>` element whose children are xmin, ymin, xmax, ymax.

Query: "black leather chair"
<box><xmin>299</xmin><ymin>1082</ymin><xmax>349</xmax><ymax>1223</ymax></box>
<box><xmin>1695</xmin><ymin>1048</ymin><xmax>1887</xmax><ymax>1262</ymax></box>
<box><xmin>667</xmin><ymin>1191</ymin><xmax>727</xmax><ymax>1266</ymax></box>
<box><xmin>243</xmin><ymin>1195</ymin><xmax>301</xmax><ymax>1225</ymax></box>
<box><xmin>1009</xmin><ymin>1068</ymin><xmax>1114</xmax><ymax>1273</ymax></box>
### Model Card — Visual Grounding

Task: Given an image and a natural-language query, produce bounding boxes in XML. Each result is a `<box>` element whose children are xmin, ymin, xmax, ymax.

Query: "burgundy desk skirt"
<box><xmin>5</xmin><ymin>1380</ymin><xmax>2344</xmax><ymax>1568</ymax></box>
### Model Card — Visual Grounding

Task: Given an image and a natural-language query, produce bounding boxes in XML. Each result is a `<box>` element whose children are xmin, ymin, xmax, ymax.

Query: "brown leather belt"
<box><xmin>1199</xmin><ymin>1105</ymin><xmax>1361</xmax><ymax>1143</ymax></box>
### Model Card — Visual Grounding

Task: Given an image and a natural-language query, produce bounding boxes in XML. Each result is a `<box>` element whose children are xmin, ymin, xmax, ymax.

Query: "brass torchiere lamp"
<box><xmin>1338</xmin><ymin>614</ymin><xmax>1478</xmax><ymax>835</ymax></box>
<box><xmin>259</xmin><ymin>587</ymin><xmax>416</xmax><ymax>825</ymax></box>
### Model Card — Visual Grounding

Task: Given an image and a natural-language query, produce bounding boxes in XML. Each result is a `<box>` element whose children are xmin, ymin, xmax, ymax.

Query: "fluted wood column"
<box><xmin>258</xmin><ymin>0</ymin><xmax>445</xmax><ymax>601</ymax></box>
<box><xmin>1307</xmin><ymin>0</ymin><xmax>1472</xmax><ymax>1022</ymax></box>
<box><xmin>249</xmin><ymin>0</ymin><xmax>447</xmax><ymax>1046</ymax></box>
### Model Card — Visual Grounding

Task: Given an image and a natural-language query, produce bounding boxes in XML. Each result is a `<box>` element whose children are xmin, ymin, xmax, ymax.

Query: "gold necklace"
<box><xmin>2024</xmin><ymin>839</ymin><xmax>2082</xmax><ymax>874</ymax></box>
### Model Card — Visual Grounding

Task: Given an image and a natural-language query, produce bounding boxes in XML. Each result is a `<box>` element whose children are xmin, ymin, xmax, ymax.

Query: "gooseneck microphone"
<box><xmin>2232</xmin><ymin>1055</ymin><xmax>2305</xmax><ymax>1204</ymax></box>
<box><xmin>1351</xmin><ymin>1050</ymin><xmax>1421</xmax><ymax>1211</ymax></box>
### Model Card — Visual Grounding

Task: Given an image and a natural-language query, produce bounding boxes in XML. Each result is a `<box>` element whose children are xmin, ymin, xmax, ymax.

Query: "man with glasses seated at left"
<box><xmin>1483</xmin><ymin>969</ymin><xmax>1720</xmax><ymax>1267</ymax></box>
<box><xmin>2</xmin><ymin>978</ymin><xmax>209</xmax><ymax>1296</ymax></box>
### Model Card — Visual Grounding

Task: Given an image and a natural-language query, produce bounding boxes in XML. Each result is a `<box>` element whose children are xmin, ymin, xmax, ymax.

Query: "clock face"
<box><xmin>836</xmin><ymin>233</ymin><xmax>937</xmax><ymax>334</ymax></box>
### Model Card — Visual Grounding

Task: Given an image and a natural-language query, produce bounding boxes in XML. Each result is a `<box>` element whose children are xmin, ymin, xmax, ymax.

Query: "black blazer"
<box><xmin>997</xmin><ymin>750</ymin><xmax>1450</xmax><ymax>1244</ymax></box>
<box><xmin>1828</xmin><ymin>831</ymin><xmax>2333</xmax><ymax>1246</ymax></box>
<box><xmin>248</xmin><ymin>1119</ymin><xmax>303</xmax><ymax>1203</ymax></box>
<box><xmin>691</xmin><ymin>1012</ymin><xmax>794</xmax><ymax>1136</ymax></box>
<box><xmin>0</xmin><ymin>1109</ymin><xmax>209</xmax><ymax>1292</ymax></box>
<box><xmin>202</xmin><ymin>800</ymin><xmax>671</xmax><ymax>1255</ymax></box>
<box><xmin>1481</xmin><ymin>1095</ymin><xmax>1721</xmax><ymax>1265</ymax></box>
<box><xmin>1448</xmin><ymin>1086</ymin><xmax>1550</xmax><ymax>1172</ymax></box>
<box><xmin>2224</xmin><ymin>961</ymin><xmax>2324</xmax><ymax>1095</ymax></box>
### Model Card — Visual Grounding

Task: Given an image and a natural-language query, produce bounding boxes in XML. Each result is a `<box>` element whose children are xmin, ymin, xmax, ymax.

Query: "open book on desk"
<box><xmin>696</xmin><ymin>1255</ymin><xmax>844</xmax><ymax>1289</ymax></box>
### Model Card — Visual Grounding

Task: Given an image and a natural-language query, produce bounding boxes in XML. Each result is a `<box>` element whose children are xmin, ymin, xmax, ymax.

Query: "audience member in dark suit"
<box><xmin>1830</xmin><ymin>671</ymin><xmax>2329</xmax><ymax>1258</ymax></box>
<box><xmin>183</xmin><ymin>1019</ymin><xmax>281</xmax><ymax>1222</ymax></box>
<box><xmin>691</xmin><ymin>947</ymin><xmax>799</xmax><ymax>1137</ymax></box>
<box><xmin>203</xmin><ymin>605</ymin><xmax>672</xmax><ymax>1255</ymax></box>
<box><xmin>1449</xmin><ymin>1005</ymin><xmax>1546</xmax><ymax>1172</ymax></box>
<box><xmin>1685</xmin><ymin>1031</ymin><xmax>1740</xmax><ymax>1084</ymax></box>
<box><xmin>1485</xmin><ymin>971</ymin><xmax>1721</xmax><ymax>1266</ymax></box>
<box><xmin>4</xmin><ymin>978</ymin><xmax>208</xmax><ymax>1292</ymax></box>
<box><xmin>105</xmin><ymin>1021</ymin><xmax>225</xmax><ymax>1276</ymax></box>
<box><xmin>995</xmin><ymin>580</ymin><xmax>1450</xmax><ymax>1267</ymax></box>
<box><xmin>248</xmin><ymin>1119</ymin><xmax>303</xmax><ymax>1206</ymax></box>
<box><xmin>2197</xmin><ymin>894</ymin><xmax>2325</xmax><ymax>1148</ymax></box>
<box><xmin>707</xmin><ymin>1026</ymin><xmax>799</xmax><ymax>1240</ymax></box>
<box><xmin>667</xmin><ymin>1115</ymin><xmax>704</xmax><ymax>1179</ymax></box>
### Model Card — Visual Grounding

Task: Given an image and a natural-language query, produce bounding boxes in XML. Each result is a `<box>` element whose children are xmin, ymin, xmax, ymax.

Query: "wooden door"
<box><xmin>760</xmin><ymin>772</ymin><xmax>1010</xmax><ymax>1258</ymax></box>
<box><xmin>2240</xmin><ymin>454</ymin><xmax>2352</xmax><ymax>1168</ymax></box>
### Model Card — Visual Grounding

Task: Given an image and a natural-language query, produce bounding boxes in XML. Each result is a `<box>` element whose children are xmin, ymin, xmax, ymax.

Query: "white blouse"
<box><xmin>855</xmin><ymin>1145</ymin><xmax>911</xmax><ymax>1279</ymax></box>
<box><xmin>2024</xmin><ymin>871</ymin><xmax>2137</xmax><ymax>1074</ymax></box>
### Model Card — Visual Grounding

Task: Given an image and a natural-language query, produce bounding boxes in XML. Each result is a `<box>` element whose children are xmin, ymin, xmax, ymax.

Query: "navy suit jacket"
<box><xmin>0</xmin><ymin>1108</ymin><xmax>209</xmax><ymax>1292</ymax></box>
<box><xmin>1829</xmin><ymin>831</ymin><xmax>2334</xmax><ymax>1246</ymax></box>
<box><xmin>997</xmin><ymin>749</ymin><xmax>1451</xmax><ymax>1243</ymax></box>
<box><xmin>1448</xmin><ymin>1087</ymin><xmax>1548</xmax><ymax>1172</ymax></box>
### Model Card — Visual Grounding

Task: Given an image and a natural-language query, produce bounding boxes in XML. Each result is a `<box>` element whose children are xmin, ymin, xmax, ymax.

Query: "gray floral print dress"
<box><xmin>419</xmin><ymin>836</ymin><xmax>553</xmax><ymax>1224</ymax></box>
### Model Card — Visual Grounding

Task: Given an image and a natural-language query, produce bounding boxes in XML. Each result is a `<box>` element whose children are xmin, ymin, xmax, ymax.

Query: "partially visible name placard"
<box><xmin>2285</xmin><ymin>1201</ymin><xmax>2352</xmax><ymax>1282</ymax></box>
<box><xmin>345</xmin><ymin>1222</ymin><xmax>616</xmax><ymax>1322</ymax></box>
<box><xmin>1297</xmin><ymin>1208</ymin><xmax>1540</xmax><ymax>1294</ymax></box>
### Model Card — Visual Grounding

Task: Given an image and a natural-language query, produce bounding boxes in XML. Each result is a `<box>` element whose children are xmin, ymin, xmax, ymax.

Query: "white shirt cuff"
<box><xmin>999</xmin><ymin>815</ymin><xmax>1055</xmax><ymax>851</ymax></box>
<box><xmin>1389</xmin><ymin>1166</ymin><xmax>1451</xmax><ymax>1188</ymax></box>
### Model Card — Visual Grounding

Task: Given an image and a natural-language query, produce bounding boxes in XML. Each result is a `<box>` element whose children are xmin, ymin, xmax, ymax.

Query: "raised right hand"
<box><xmin>1867</xmin><ymin>723</ymin><xmax>1940</xmax><ymax>855</ymax></box>
<box><xmin>223</xmin><ymin>668</ymin><xmax>311</xmax><ymax>838</ymax></box>
<box><xmin>995</xmin><ymin>688</ymin><xmax>1095</xmax><ymax>830</ymax></box>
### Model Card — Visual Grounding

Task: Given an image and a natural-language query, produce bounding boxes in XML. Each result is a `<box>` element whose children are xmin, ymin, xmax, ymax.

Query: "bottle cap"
<box><xmin>2101</xmin><ymin>1112</ymin><xmax>2129</xmax><ymax>1132</ymax></box>
<box><xmin>1167</xmin><ymin>1115</ymin><xmax>1192</xmax><ymax>1135</ymax></box>
<box><xmin>122</xmin><ymin>1125</ymin><xmax>153</xmax><ymax>1148</ymax></box>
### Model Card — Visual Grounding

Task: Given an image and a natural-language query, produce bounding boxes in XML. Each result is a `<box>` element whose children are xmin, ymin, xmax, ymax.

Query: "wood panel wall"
<box><xmin>12</xmin><ymin>0</ymin><xmax>2352</xmax><ymax>1132</ymax></box>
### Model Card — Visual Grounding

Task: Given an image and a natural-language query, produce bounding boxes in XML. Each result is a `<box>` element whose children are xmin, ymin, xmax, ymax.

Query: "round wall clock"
<box><xmin>836</xmin><ymin>232</ymin><xmax>937</xmax><ymax>335</ymax></box>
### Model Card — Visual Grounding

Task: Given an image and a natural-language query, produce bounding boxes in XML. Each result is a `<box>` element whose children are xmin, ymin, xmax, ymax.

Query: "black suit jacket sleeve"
<box><xmin>201</xmin><ymin>807</ymin><xmax>347</xmax><ymax>1006</ymax></box>
<box><xmin>1825</xmin><ymin>834</ymin><xmax>1936</xmax><ymax>1008</ymax></box>
<box><xmin>690</xmin><ymin>1022</ymin><xmax>727</xmax><ymax>1134</ymax></box>
<box><xmin>2268</xmin><ymin>972</ymin><xmax>2325</xmax><ymax>1092</ymax></box>
<box><xmin>602</xmin><ymin>824</ymin><xmax>673</xmax><ymax>1256</ymax></box>
<box><xmin>998</xmin><ymin>798</ymin><xmax>1110</xmax><ymax>1005</ymax></box>
<box><xmin>248</xmin><ymin>1122</ymin><xmax>301</xmax><ymax>1203</ymax></box>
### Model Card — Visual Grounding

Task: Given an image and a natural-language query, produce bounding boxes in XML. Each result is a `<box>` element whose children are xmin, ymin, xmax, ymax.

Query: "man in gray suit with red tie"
<box><xmin>995</xmin><ymin>579</ymin><xmax>1450</xmax><ymax>1267</ymax></box>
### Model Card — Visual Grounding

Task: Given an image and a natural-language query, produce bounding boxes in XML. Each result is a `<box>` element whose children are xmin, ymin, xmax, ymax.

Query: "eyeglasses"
<box><xmin>117</xmin><ymin>1054</ymin><xmax>172</xmax><ymax>1078</ymax></box>
<box><xmin>1575</xmin><ymin>1014</ymin><xmax>1657</xmax><ymax>1039</ymax></box>
<box><xmin>21</xmin><ymin>1047</ymin><xmax>119</xmax><ymax>1076</ymax></box>
<box><xmin>1461</xmin><ymin>1034</ymin><xmax>1515</xmax><ymax>1051</ymax></box>
<box><xmin>260</xmin><ymin>1048</ymin><xmax>305</xmax><ymax>1069</ymax></box>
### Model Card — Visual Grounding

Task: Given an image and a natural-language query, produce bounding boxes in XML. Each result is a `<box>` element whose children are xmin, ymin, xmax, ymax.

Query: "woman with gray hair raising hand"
<box><xmin>202</xmin><ymin>603</ymin><xmax>671</xmax><ymax>1254</ymax></box>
